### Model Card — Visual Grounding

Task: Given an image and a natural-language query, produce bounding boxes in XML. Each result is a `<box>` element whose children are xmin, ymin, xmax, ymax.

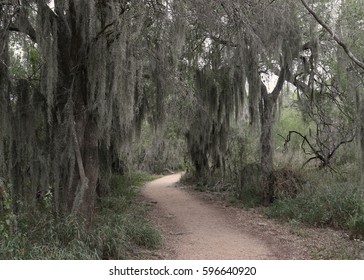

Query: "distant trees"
<box><xmin>177</xmin><ymin>0</ymin><xmax>302</xmax><ymax>201</ymax></box>
<box><xmin>180</xmin><ymin>0</ymin><xmax>364</xmax><ymax>198</ymax></box>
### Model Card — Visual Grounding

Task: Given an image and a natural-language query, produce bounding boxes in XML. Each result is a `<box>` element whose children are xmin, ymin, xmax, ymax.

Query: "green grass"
<box><xmin>0</xmin><ymin>172</ymin><xmax>161</xmax><ymax>259</ymax></box>
<box><xmin>110</xmin><ymin>171</ymin><xmax>160</xmax><ymax>189</ymax></box>
<box><xmin>310</xmin><ymin>245</ymin><xmax>361</xmax><ymax>260</ymax></box>
<box><xmin>266</xmin><ymin>182</ymin><xmax>364</xmax><ymax>237</ymax></box>
<box><xmin>269</xmin><ymin>105</ymin><xmax>364</xmax><ymax>237</ymax></box>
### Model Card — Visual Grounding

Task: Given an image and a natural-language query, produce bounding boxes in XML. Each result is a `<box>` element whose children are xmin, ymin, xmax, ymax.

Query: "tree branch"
<box><xmin>285</xmin><ymin>130</ymin><xmax>326</xmax><ymax>164</ymax></box>
<box><xmin>302</xmin><ymin>156</ymin><xmax>319</xmax><ymax>167</ymax></box>
<box><xmin>8</xmin><ymin>24</ymin><xmax>36</xmax><ymax>42</ymax></box>
<box><xmin>71</xmin><ymin>118</ymin><xmax>89</xmax><ymax>214</ymax></box>
<box><xmin>209</xmin><ymin>35</ymin><xmax>237</xmax><ymax>47</ymax></box>
<box><xmin>300</xmin><ymin>0</ymin><xmax>364</xmax><ymax>70</ymax></box>
<box><xmin>271</xmin><ymin>62</ymin><xmax>287</xmax><ymax>102</ymax></box>
<box><xmin>327</xmin><ymin>134</ymin><xmax>355</xmax><ymax>161</ymax></box>
<box><xmin>69</xmin><ymin>77</ymin><xmax>89</xmax><ymax>214</ymax></box>
<box><xmin>4</xmin><ymin>2</ymin><xmax>38</xmax><ymax>43</ymax></box>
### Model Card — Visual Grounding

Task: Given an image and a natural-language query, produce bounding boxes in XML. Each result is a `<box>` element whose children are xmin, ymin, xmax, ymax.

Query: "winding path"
<box><xmin>141</xmin><ymin>173</ymin><xmax>277</xmax><ymax>260</ymax></box>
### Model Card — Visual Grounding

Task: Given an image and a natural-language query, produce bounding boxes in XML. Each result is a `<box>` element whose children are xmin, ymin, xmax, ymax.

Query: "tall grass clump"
<box><xmin>266</xmin><ymin>182</ymin><xmax>364</xmax><ymax>237</ymax></box>
<box><xmin>0</xmin><ymin>172</ymin><xmax>161</xmax><ymax>259</ymax></box>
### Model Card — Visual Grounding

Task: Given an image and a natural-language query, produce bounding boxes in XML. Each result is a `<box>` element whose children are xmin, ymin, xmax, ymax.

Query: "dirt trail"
<box><xmin>141</xmin><ymin>173</ymin><xmax>277</xmax><ymax>259</ymax></box>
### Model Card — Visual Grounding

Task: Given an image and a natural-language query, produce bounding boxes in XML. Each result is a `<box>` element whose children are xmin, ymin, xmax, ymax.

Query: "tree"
<box><xmin>0</xmin><ymin>0</ymin><xmax>171</xmax><ymax>224</ymax></box>
<box><xmin>298</xmin><ymin>0</ymin><xmax>364</xmax><ymax>178</ymax></box>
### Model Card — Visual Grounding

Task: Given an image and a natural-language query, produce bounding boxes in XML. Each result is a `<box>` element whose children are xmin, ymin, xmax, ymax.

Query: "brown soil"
<box><xmin>141</xmin><ymin>173</ymin><xmax>364</xmax><ymax>260</ymax></box>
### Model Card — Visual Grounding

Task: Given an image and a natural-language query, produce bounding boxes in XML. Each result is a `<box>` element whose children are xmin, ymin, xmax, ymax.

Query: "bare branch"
<box><xmin>3</xmin><ymin>2</ymin><xmax>37</xmax><ymax>42</ymax></box>
<box><xmin>271</xmin><ymin>62</ymin><xmax>287</xmax><ymax>102</ymax></box>
<box><xmin>302</xmin><ymin>156</ymin><xmax>319</xmax><ymax>167</ymax></box>
<box><xmin>284</xmin><ymin>130</ymin><xmax>326</xmax><ymax>165</ymax></box>
<box><xmin>209</xmin><ymin>35</ymin><xmax>237</xmax><ymax>47</ymax></box>
<box><xmin>8</xmin><ymin>23</ymin><xmax>36</xmax><ymax>42</ymax></box>
<box><xmin>327</xmin><ymin>134</ymin><xmax>355</xmax><ymax>161</ymax></box>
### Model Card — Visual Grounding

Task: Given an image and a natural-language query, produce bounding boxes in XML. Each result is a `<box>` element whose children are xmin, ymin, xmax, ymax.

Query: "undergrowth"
<box><xmin>0</xmin><ymin>171</ymin><xmax>160</xmax><ymax>259</ymax></box>
<box><xmin>266</xmin><ymin>181</ymin><xmax>364</xmax><ymax>238</ymax></box>
<box><xmin>228</xmin><ymin>190</ymin><xmax>262</xmax><ymax>208</ymax></box>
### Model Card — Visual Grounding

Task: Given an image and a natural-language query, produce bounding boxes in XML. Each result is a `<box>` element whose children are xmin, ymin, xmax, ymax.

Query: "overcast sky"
<box><xmin>48</xmin><ymin>0</ymin><xmax>54</xmax><ymax>9</ymax></box>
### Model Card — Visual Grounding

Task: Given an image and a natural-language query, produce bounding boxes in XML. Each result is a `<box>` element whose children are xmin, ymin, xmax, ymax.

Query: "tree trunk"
<box><xmin>79</xmin><ymin>117</ymin><xmax>99</xmax><ymax>225</ymax></box>
<box><xmin>51</xmin><ymin>1</ymin><xmax>100</xmax><ymax>224</ymax></box>
<box><xmin>360</xmin><ymin>94</ymin><xmax>364</xmax><ymax>184</ymax></box>
<box><xmin>259</xmin><ymin>63</ymin><xmax>287</xmax><ymax>205</ymax></box>
<box><xmin>260</xmin><ymin>94</ymin><xmax>275</xmax><ymax>205</ymax></box>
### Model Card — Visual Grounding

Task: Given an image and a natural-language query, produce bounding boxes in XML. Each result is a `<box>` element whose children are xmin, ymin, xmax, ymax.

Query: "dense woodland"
<box><xmin>1</xmin><ymin>0</ymin><xmax>364</xmax><ymax>259</ymax></box>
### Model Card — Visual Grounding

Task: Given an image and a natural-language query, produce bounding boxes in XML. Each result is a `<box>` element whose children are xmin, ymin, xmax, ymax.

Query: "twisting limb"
<box><xmin>209</xmin><ymin>35</ymin><xmax>237</xmax><ymax>48</ymax></box>
<box><xmin>71</xmin><ymin>118</ymin><xmax>89</xmax><ymax>214</ymax></box>
<box><xmin>284</xmin><ymin>130</ymin><xmax>326</xmax><ymax>165</ymax></box>
<box><xmin>327</xmin><ymin>135</ymin><xmax>356</xmax><ymax>161</ymax></box>
<box><xmin>283</xmin><ymin>130</ymin><xmax>356</xmax><ymax>171</ymax></box>
<box><xmin>67</xmin><ymin>78</ymin><xmax>89</xmax><ymax>214</ymax></box>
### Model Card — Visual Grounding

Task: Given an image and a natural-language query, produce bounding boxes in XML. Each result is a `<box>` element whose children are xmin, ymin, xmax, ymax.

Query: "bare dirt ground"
<box><xmin>141</xmin><ymin>173</ymin><xmax>364</xmax><ymax>260</ymax></box>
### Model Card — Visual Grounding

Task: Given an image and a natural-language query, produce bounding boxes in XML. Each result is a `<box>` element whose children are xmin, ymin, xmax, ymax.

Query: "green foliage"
<box><xmin>227</xmin><ymin>127</ymin><xmax>260</xmax><ymax>169</ymax></box>
<box><xmin>110</xmin><ymin>171</ymin><xmax>159</xmax><ymax>189</ymax></box>
<box><xmin>274</xmin><ymin>105</ymin><xmax>310</xmax><ymax>151</ymax></box>
<box><xmin>266</xmin><ymin>183</ymin><xmax>364</xmax><ymax>237</ymax></box>
<box><xmin>125</xmin><ymin>217</ymin><xmax>161</xmax><ymax>249</ymax></box>
<box><xmin>224</xmin><ymin>126</ymin><xmax>261</xmax><ymax>198</ymax></box>
<box><xmin>347</xmin><ymin>213</ymin><xmax>364</xmax><ymax>239</ymax></box>
<box><xmin>130</xmin><ymin>121</ymin><xmax>186</xmax><ymax>174</ymax></box>
<box><xmin>0</xmin><ymin>172</ymin><xmax>161</xmax><ymax>259</ymax></box>
<box><xmin>228</xmin><ymin>190</ymin><xmax>262</xmax><ymax>208</ymax></box>
<box><xmin>234</xmin><ymin>163</ymin><xmax>262</xmax><ymax>204</ymax></box>
<box><xmin>8</xmin><ymin>33</ymin><xmax>40</xmax><ymax>81</ymax></box>
<box><xmin>0</xmin><ymin>181</ymin><xmax>17</xmax><ymax>241</ymax></box>
<box><xmin>310</xmin><ymin>244</ymin><xmax>363</xmax><ymax>260</ymax></box>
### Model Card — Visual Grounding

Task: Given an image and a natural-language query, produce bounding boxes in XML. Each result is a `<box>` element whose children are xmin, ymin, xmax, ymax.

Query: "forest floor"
<box><xmin>140</xmin><ymin>173</ymin><xmax>364</xmax><ymax>260</ymax></box>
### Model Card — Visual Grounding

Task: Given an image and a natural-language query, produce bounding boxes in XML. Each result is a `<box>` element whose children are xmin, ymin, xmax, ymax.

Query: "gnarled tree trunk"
<box><xmin>259</xmin><ymin>63</ymin><xmax>288</xmax><ymax>205</ymax></box>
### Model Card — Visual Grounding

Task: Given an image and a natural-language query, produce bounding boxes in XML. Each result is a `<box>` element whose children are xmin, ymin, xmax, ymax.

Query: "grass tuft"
<box><xmin>266</xmin><ymin>183</ymin><xmax>364</xmax><ymax>237</ymax></box>
<box><xmin>0</xmin><ymin>172</ymin><xmax>161</xmax><ymax>259</ymax></box>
